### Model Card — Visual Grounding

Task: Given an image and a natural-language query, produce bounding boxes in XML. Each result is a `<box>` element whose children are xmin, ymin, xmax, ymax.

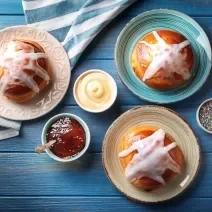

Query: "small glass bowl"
<box><xmin>41</xmin><ymin>113</ymin><xmax>91</xmax><ymax>162</ymax></box>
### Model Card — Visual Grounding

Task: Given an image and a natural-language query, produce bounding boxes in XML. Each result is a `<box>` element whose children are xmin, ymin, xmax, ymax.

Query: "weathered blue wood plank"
<box><xmin>0</xmin><ymin>153</ymin><xmax>208</xmax><ymax>197</ymax></box>
<box><xmin>1</xmin><ymin>0</ymin><xmax>212</xmax><ymax>16</ymax></box>
<box><xmin>0</xmin><ymin>197</ymin><xmax>211</xmax><ymax>212</ymax></box>
<box><xmin>0</xmin><ymin>16</ymin><xmax>25</xmax><ymax>29</ymax></box>
<box><xmin>0</xmin><ymin>104</ymin><xmax>212</xmax><ymax>153</ymax></box>
<box><xmin>0</xmin><ymin>0</ymin><xmax>210</xmax><ymax>211</ymax></box>
<box><xmin>0</xmin><ymin>0</ymin><xmax>23</xmax><ymax>14</ymax></box>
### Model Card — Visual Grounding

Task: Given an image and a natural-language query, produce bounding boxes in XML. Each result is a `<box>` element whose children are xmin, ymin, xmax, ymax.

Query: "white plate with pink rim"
<box><xmin>0</xmin><ymin>26</ymin><xmax>71</xmax><ymax>121</ymax></box>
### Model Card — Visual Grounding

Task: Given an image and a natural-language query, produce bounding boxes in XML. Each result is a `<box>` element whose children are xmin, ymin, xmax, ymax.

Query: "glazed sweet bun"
<box><xmin>131</xmin><ymin>30</ymin><xmax>194</xmax><ymax>90</ymax></box>
<box><xmin>119</xmin><ymin>126</ymin><xmax>184</xmax><ymax>191</ymax></box>
<box><xmin>0</xmin><ymin>39</ymin><xmax>50</xmax><ymax>103</ymax></box>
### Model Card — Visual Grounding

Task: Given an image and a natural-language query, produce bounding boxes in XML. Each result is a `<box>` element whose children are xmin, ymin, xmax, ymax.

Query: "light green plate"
<box><xmin>115</xmin><ymin>9</ymin><xmax>211</xmax><ymax>104</ymax></box>
<box><xmin>102</xmin><ymin>106</ymin><xmax>200</xmax><ymax>203</ymax></box>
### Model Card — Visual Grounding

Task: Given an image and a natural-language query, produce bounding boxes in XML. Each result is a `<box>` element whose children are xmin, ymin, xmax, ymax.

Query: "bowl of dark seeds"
<box><xmin>197</xmin><ymin>98</ymin><xmax>212</xmax><ymax>134</ymax></box>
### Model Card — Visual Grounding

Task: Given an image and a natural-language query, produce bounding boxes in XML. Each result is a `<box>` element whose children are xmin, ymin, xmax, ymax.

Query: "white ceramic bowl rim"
<box><xmin>42</xmin><ymin>113</ymin><xmax>91</xmax><ymax>162</ymax></box>
<box><xmin>73</xmin><ymin>69</ymin><xmax>117</xmax><ymax>113</ymax></box>
<box><xmin>196</xmin><ymin>98</ymin><xmax>212</xmax><ymax>134</ymax></box>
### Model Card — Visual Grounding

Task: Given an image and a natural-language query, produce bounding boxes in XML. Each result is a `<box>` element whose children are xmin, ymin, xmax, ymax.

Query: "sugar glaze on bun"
<box><xmin>131</xmin><ymin>30</ymin><xmax>194</xmax><ymax>90</ymax></box>
<box><xmin>0</xmin><ymin>40</ymin><xmax>50</xmax><ymax>103</ymax></box>
<box><xmin>119</xmin><ymin>126</ymin><xmax>184</xmax><ymax>191</ymax></box>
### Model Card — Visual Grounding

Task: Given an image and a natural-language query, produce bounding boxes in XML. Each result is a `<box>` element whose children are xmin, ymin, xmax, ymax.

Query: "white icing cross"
<box><xmin>119</xmin><ymin>129</ymin><xmax>180</xmax><ymax>185</ymax></box>
<box><xmin>139</xmin><ymin>31</ymin><xmax>191</xmax><ymax>81</ymax></box>
<box><xmin>0</xmin><ymin>41</ymin><xmax>49</xmax><ymax>94</ymax></box>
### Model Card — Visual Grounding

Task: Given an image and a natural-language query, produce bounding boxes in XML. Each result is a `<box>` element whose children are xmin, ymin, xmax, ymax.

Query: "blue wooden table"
<box><xmin>0</xmin><ymin>1</ymin><xmax>212</xmax><ymax>211</ymax></box>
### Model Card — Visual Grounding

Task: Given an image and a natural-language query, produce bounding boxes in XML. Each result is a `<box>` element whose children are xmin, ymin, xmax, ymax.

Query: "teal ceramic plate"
<box><xmin>115</xmin><ymin>9</ymin><xmax>212</xmax><ymax>104</ymax></box>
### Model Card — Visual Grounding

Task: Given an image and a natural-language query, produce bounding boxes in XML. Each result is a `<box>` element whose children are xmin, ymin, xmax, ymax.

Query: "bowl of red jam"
<box><xmin>42</xmin><ymin>113</ymin><xmax>90</xmax><ymax>162</ymax></box>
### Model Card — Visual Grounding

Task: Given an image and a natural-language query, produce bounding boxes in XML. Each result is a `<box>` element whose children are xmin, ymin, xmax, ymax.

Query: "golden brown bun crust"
<box><xmin>0</xmin><ymin>39</ymin><xmax>50</xmax><ymax>103</ymax></box>
<box><xmin>131</xmin><ymin>30</ymin><xmax>194</xmax><ymax>90</ymax></box>
<box><xmin>119</xmin><ymin>126</ymin><xmax>184</xmax><ymax>191</ymax></box>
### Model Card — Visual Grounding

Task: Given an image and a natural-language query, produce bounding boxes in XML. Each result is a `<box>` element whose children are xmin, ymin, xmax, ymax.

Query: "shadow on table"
<box><xmin>56</xmin><ymin>153</ymin><xmax>96</xmax><ymax>170</ymax></box>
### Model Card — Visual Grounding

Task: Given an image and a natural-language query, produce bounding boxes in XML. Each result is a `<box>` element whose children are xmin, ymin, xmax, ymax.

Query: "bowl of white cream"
<box><xmin>73</xmin><ymin>69</ymin><xmax>117</xmax><ymax>113</ymax></box>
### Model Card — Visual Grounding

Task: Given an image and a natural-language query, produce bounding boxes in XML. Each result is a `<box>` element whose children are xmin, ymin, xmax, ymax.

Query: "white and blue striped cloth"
<box><xmin>0</xmin><ymin>0</ymin><xmax>137</xmax><ymax>140</ymax></box>
<box><xmin>23</xmin><ymin>0</ymin><xmax>137</xmax><ymax>68</ymax></box>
